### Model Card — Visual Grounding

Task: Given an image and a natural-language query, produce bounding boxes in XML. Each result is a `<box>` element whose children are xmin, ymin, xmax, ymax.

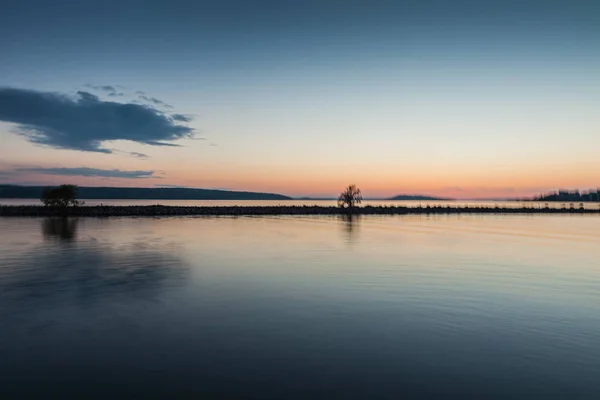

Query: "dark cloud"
<box><xmin>171</xmin><ymin>113</ymin><xmax>192</xmax><ymax>122</ymax></box>
<box><xmin>108</xmin><ymin>92</ymin><xmax>125</xmax><ymax>97</ymax></box>
<box><xmin>138</xmin><ymin>95</ymin><xmax>173</xmax><ymax>108</ymax></box>
<box><xmin>16</xmin><ymin>167</ymin><xmax>156</xmax><ymax>179</ymax></box>
<box><xmin>0</xmin><ymin>88</ymin><xmax>194</xmax><ymax>153</ymax></box>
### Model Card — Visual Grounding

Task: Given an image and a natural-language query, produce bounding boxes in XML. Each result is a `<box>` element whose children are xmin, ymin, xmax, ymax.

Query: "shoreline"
<box><xmin>1</xmin><ymin>205</ymin><xmax>599</xmax><ymax>217</ymax></box>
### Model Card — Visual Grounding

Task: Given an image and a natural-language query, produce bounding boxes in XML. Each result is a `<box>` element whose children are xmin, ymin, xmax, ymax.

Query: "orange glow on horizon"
<box><xmin>4</xmin><ymin>158</ymin><xmax>598</xmax><ymax>199</ymax></box>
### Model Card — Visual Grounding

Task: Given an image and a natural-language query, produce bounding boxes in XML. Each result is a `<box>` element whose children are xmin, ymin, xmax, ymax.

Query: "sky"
<box><xmin>0</xmin><ymin>0</ymin><xmax>599</xmax><ymax>198</ymax></box>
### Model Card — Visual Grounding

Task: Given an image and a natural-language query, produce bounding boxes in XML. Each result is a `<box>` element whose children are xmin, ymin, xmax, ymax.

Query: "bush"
<box><xmin>337</xmin><ymin>184</ymin><xmax>362</xmax><ymax>209</ymax></box>
<box><xmin>41</xmin><ymin>185</ymin><xmax>82</xmax><ymax>208</ymax></box>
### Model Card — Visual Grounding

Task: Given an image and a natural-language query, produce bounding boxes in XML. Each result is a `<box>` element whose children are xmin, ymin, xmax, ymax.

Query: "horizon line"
<box><xmin>2</xmin><ymin>183</ymin><xmax>598</xmax><ymax>202</ymax></box>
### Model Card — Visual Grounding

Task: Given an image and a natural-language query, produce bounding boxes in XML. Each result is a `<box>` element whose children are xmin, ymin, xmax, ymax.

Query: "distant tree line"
<box><xmin>0</xmin><ymin>185</ymin><xmax>291</xmax><ymax>200</ymax></box>
<box><xmin>534</xmin><ymin>189</ymin><xmax>600</xmax><ymax>202</ymax></box>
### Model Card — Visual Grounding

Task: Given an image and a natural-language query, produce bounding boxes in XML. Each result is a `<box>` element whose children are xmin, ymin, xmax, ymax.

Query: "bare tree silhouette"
<box><xmin>337</xmin><ymin>184</ymin><xmax>363</xmax><ymax>211</ymax></box>
<box><xmin>41</xmin><ymin>184</ymin><xmax>83</xmax><ymax>208</ymax></box>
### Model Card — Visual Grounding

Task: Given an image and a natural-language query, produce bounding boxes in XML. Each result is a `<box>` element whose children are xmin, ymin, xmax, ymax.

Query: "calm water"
<box><xmin>1</xmin><ymin>215</ymin><xmax>599</xmax><ymax>398</ymax></box>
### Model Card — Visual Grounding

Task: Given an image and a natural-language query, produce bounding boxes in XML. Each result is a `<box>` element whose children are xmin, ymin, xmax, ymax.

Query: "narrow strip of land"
<box><xmin>1</xmin><ymin>205</ymin><xmax>599</xmax><ymax>217</ymax></box>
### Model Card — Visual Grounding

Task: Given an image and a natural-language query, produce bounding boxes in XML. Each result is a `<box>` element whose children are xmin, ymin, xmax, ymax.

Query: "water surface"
<box><xmin>1</xmin><ymin>215</ymin><xmax>599</xmax><ymax>398</ymax></box>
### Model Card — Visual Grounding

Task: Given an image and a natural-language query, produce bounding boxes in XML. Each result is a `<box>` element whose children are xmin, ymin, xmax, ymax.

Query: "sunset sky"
<box><xmin>1</xmin><ymin>0</ymin><xmax>599</xmax><ymax>198</ymax></box>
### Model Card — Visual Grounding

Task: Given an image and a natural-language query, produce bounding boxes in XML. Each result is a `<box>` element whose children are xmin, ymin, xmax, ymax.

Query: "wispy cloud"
<box><xmin>83</xmin><ymin>84</ymin><xmax>125</xmax><ymax>98</ymax></box>
<box><xmin>84</xmin><ymin>84</ymin><xmax>117</xmax><ymax>93</ymax></box>
<box><xmin>15</xmin><ymin>167</ymin><xmax>157</xmax><ymax>179</ymax></box>
<box><xmin>171</xmin><ymin>113</ymin><xmax>192</xmax><ymax>122</ymax></box>
<box><xmin>138</xmin><ymin>95</ymin><xmax>173</xmax><ymax>109</ymax></box>
<box><xmin>110</xmin><ymin>150</ymin><xmax>149</xmax><ymax>159</ymax></box>
<box><xmin>0</xmin><ymin>87</ymin><xmax>194</xmax><ymax>153</ymax></box>
<box><xmin>129</xmin><ymin>151</ymin><xmax>149</xmax><ymax>159</ymax></box>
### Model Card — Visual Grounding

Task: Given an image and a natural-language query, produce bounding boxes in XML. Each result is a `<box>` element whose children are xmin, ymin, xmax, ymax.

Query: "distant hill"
<box><xmin>388</xmin><ymin>194</ymin><xmax>450</xmax><ymax>201</ymax></box>
<box><xmin>0</xmin><ymin>185</ymin><xmax>292</xmax><ymax>201</ymax></box>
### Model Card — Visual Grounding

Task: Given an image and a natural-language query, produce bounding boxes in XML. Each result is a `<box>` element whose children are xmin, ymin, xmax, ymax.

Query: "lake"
<box><xmin>1</xmin><ymin>215</ymin><xmax>599</xmax><ymax>398</ymax></box>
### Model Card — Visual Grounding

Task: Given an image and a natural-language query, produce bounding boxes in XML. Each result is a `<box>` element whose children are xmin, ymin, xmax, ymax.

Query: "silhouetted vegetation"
<box><xmin>338</xmin><ymin>184</ymin><xmax>363</xmax><ymax>210</ymax></box>
<box><xmin>41</xmin><ymin>185</ymin><xmax>82</xmax><ymax>208</ymax></box>
<box><xmin>1</xmin><ymin>185</ymin><xmax>291</xmax><ymax>200</ymax></box>
<box><xmin>1</xmin><ymin>204</ymin><xmax>600</xmax><ymax>217</ymax></box>
<box><xmin>534</xmin><ymin>189</ymin><xmax>600</xmax><ymax>202</ymax></box>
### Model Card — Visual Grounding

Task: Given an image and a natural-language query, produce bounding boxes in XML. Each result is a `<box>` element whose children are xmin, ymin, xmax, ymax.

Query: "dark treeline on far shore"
<box><xmin>3</xmin><ymin>184</ymin><xmax>600</xmax><ymax>205</ymax></box>
<box><xmin>1</xmin><ymin>204</ymin><xmax>599</xmax><ymax>217</ymax></box>
<box><xmin>534</xmin><ymin>189</ymin><xmax>600</xmax><ymax>202</ymax></box>
<box><xmin>1</xmin><ymin>185</ymin><xmax>445</xmax><ymax>202</ymax></box>
<box><xmin>0</xmin><ymin>185</ymin><xmax>291</xmax><ymax>201</ymax></box>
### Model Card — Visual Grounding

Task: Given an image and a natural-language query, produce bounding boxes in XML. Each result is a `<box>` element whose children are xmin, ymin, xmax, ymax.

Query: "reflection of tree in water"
<box><xmin>1</xmin><ymin>227</ymin><xmax>190</xmax><ymax>309</ymax></box>
<box><xmin>339</xmin><ymin>214</ymin><xmax>360</xmax><ymax>243</ymax></box>
<box><xmin>42</xmin><ymin>218</ymin><xmax>79</xmax><ymax>241</ymax></box>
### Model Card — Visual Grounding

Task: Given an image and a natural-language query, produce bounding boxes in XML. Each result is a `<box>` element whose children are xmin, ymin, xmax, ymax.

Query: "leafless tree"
<box><xmin>337</xmin><ymin>184</ymin><xmax>362</xmax><ymax>210</ymax></box>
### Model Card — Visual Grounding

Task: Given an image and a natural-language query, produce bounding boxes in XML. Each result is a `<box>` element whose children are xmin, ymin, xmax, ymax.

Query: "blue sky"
<box><xmin>1</xmin><ymin>0</ymin><xmax>599</xmax><ymax>197</ymax></box>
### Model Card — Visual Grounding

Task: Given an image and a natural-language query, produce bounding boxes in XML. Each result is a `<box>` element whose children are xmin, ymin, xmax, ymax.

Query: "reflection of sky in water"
<box><xmin>0</xmin><ymin>215</ymin><xmax>599</xmax><ymax>398</ymax></box>
<box><xmin>1</xmin><ymin>218</ymin><xmax>189</xmax><ymax>316</ymax></box>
